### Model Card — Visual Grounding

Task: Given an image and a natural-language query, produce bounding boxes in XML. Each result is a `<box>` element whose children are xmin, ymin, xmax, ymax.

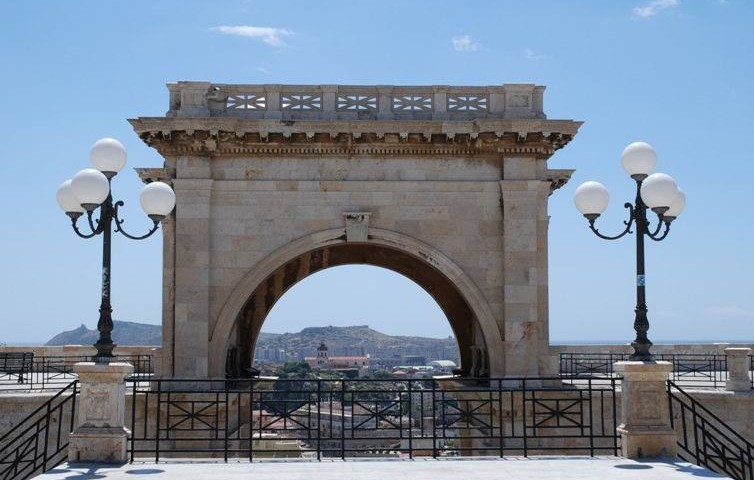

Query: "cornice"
<box><xmin>545</xmin><ymin>169</ymin><xmax>575</xmax><ymax>195</ymax></box>
<box><xmin>129</xmin><ymin>117</ymin><xmax>582</xmax><ymax>158</ymax></box>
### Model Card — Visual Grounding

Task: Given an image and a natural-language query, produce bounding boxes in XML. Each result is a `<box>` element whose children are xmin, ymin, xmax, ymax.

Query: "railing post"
<box><xmin>68</xmin><ymin>361</ymin><xmax>134</xmax><ymax>464</ymax></box>
<box><xmin>725</xmin><ymin>347</ymin><xmax>752</xmax><ymax>392</ymax></box>
<box><xmin>614</xmin><ymin>361</ymin><xmax>677</xmax><ymax>458</ymax></box>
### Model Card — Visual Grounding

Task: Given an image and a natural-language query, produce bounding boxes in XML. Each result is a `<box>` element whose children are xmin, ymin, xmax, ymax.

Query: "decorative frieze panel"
<box><xmin>281</xmin><ymin>94</ymin><xmax>322</xmax><ymax>111</ymax></box>
<box><xmin>448</xmin><ymin>95</ymin><xmax>488</xmax><ymax>111</ymax></box>
<box><xmin>226</xmin><ymin>94</ymin><xmax>266</xmax><ymax>110</ymax></box>
<box><xmin>337</xmin><ymin>95</ymin><xmax>378</xmax><ymax>111</ymax></box>
<box><xmin>392</xmin><ymin>95</ymin><xmax>432</xmax><ymax>112</ymax></box>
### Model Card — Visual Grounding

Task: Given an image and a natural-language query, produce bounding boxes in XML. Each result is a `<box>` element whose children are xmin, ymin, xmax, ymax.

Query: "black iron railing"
<box><xmin>0</xmin><ymin>354</ymin><xmax>152</xmax><ymax>392</ymax></box>
<box><xmin>126</xmin><ymin>376</ymin><xmax>620</xmax><ymax>461</ymax></box>
<box><xmin>559</xmin><ymin>352</ymin><xmax>752</xmax><ymax>389</ymax></box>
<box><xmin>0</xmin><ymin>381</ymin><xmax>77</xmax><ymax>480</ymax></box>
<box><xmin>668</xmin><ymin>380</ymin><xmax>754</xmax><ymax>480</ymax></box>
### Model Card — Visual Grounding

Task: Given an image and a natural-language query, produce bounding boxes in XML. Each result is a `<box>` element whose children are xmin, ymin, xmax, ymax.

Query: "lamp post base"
<box><xmin>614</xmin><ymin>361</ymin><xmax>676</xmax><ymax>459</ymax></box>
<box><xmin>69</xmin><ymin>362</ymin><xmax>133</xmax><ymax>464</ymax></box>
<box><xmin>93</xmin><ymin>342</ymin><xmax>116</xmax><ymax>362</ymax></box>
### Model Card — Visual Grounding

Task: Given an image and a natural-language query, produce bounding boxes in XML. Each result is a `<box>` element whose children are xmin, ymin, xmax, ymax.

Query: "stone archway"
<box><xmin>209</xmin><ymin>228</ymin><xmax>504</xmax><ymax>378</ymax></box>
<box><xmin>132</xmin><ymin>81</ymin><xmax>580</xmax><ymax>380</ymax></box>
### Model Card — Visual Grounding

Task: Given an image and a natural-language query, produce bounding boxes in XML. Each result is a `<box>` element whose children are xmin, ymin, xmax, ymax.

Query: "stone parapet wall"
<box><xmin>681</xmin><ymin>389</ymin><xmax>754</xmax><ymax>445</ymax></box>
<box><xmin>551</xmin><ymin>343</ymin><xmax>754</xmax><ymax>356</ymax></box>
<box><xmin>0</xmin><ymin>345</ymin><xmax>160</xmax><ymax>358</ymax></box>
<box><xmin>550</xmin><ymin>343</ymin><xmax>754</xmax><ymax>378</ymax></box>
<box><xmin>167</xmin><ymin>81</ymin><xmax>547</xmax><ymax>121</ymax></box>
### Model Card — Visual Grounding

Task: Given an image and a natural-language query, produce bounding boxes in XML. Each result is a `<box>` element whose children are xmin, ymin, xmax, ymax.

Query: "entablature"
<box><xmin>129</xmin><ymin>117</ymin><xmax>581</xmax><ymax>158</ymax></box>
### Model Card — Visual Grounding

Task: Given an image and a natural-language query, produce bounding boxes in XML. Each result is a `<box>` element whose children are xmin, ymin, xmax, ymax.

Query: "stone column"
<box><xmin>725</xmin><ymin>347</ymin><xmax>752</xmax><ymax>392</ymax></box>
<box><xmin>68</xmin><ymin>362</ymin><xmax>133</xmax><ymax>464</ymax></box>
<box><xmin>614</xmin><ymin>361</ymin><xmax>676</xmax><ymax>458</ymax></box>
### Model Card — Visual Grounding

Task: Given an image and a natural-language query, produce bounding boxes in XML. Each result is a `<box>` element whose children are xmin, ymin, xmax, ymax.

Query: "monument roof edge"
<box><xmin>128</xmin><ymin>117</ymin><xmax>583</xmax><ymax>135</ymax></box>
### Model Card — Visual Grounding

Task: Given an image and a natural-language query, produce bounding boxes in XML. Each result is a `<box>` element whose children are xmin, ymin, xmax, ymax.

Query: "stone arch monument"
<box><xmin>131</xmin><ymin>82</ymin><xmax>580</xmax><ymax>379</ymax></box>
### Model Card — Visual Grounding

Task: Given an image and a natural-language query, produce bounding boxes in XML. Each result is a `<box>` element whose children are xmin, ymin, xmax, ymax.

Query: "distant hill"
<box><xmin>255</xmin><ymin>325</ymin><xmax>457</xmax><ymax>360</ymax></box>
<box><xmin>45</xmin><ymin>321</ymin><xmax>161</xmax><ymax>346</ymax></box>
<box><xmin>44</xmin><ymin>322</ymin><xmax>457</xmax><ymax>361</ymax></box>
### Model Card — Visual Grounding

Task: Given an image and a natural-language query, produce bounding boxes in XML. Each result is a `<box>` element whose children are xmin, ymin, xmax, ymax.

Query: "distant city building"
<box><xmin>305</xmin><ymin>342</ymin><xmax>370</xmax><ymax>376</ymax></box>
<box><xmin>428</xmin><ymin>360</ymin><xmax>457</xmax><ymax>373</ymax></box>
<box><xmin>254</xmin><ymin>347</ymin><xmax>290</xmax><ymax>363</ymax></box>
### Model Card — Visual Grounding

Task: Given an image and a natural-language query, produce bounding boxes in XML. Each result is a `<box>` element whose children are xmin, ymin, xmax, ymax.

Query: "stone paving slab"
<box><xmin>40</xmin><ymin>457</ymin><xmax>724</xmax><ymax>479</ymax></box>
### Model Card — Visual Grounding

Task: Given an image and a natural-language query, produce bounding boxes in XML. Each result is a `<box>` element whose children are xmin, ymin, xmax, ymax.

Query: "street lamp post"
<box><xmin>56</xmin><ymin>138</ymin><xmax>176</xmax><ymax>362</ymax></box>
<box><xmin>574</xmin><ymin>142</ymin><xmax>686</xmax><ymax>361</ymax></box>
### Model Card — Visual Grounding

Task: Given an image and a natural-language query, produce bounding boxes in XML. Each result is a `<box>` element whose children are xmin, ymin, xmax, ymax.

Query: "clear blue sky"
<box><xmin>1</xmin><ymin>1</ymin><xmax>752</xmax><ymax>344</ymax></box>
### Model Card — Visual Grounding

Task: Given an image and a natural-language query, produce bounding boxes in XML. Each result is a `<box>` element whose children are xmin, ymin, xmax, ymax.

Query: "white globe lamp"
<box><xmin>70</xmin><ymin>168</ymin><xmax>110</xmax><ymax>210</ymax></box>
<box><xmin>140</xmin><ymin>182</ymin><xmax>176</xmax><ymax>220</ymax></box>
<box><xmin>640</xmin><ymin>173</ymin><xmax>679</xmax><ymax>214</ymax></box>
<box><xmin>56</xmin><ymin>179</ymin><xmax>85</xmax><ymax>218</ymax></box>
<box><xmin>90</xmin><ymin>138</ymin><xmax>127</xmax><ymax>176</ymax></box>
<box><xmin>574</xmin><ymin>181</ymin><xmax>610</xmax><ymax>219</ymax></box>
<box><xmin>621</xmin><ymin>142</ymin><xmax>657</xmax><ymax>179</ymax></box>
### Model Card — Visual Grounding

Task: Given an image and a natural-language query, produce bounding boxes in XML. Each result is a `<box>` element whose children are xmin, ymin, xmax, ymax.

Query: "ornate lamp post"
<box><xmin>574</xmin><ymin>142</ymin><xmax>686</xmax><ymax>360</ymax></box>
<box><xmin>56</xmin><ymin>138</ymin><xmax>176</xmax><ymax>362</ymax></box>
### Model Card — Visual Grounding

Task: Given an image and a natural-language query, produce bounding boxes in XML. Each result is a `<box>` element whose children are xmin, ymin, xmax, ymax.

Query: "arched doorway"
<box><xmin>210</xmin><ymin>228</ymin><xmax>505</xmax><ymax>378</ymax></box>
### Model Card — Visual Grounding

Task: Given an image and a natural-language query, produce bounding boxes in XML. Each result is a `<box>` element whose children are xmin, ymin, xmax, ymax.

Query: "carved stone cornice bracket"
<box><xmin>129</xmin><ymin>118</ymin><xmax>582</xmax><ymax>158</ymax></box>
<box><xmin>135</xmin><ymin>167</ymin><xmax>175</xmax><ymax>184</ymax></box>
<box><xmin>545</xmin><ymin>169</ymin><xmax>575</xmax><ymax>195</ymax></box>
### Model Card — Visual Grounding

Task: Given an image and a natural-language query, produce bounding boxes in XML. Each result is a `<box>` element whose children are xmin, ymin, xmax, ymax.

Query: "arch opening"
<box><xmin>225</xmin><ymin>242</ymin><xmax>490</xmax><ymax>378</ymax></box>
<box><xmin>252</xmin><ymin>264</ymin><xmax>460</xmax><ymax>375</ymax></box>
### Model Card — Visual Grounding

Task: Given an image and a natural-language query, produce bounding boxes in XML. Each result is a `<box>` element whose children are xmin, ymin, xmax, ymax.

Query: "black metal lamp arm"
<box><xmin>71</xmin><ymin>215</ymin><xmax>100</xmax><ymax>239</ymax></box>
<box><xmin>587</xmin><ymin>203</ymin><xmax>635</xmax><ymax>240</ymax></box>
<box><xmin>112</xmin><ymin>200</ymin><xmax>160</xmax><ymax>240</ymax></box>
<box><xmin>646</xmin><ymin>214</ymin><xmax>672</xmax><ymax>242</ymax></box>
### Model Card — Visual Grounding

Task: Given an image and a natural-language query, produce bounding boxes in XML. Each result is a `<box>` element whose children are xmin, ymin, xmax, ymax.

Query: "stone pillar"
<box><xmin>172</xmin><ymin>155</ymin><xmax>213</xmax><ymax>378</ymax></box>
<box><xmin>322</xmin><ymin>85</ymin><xmax>337</xmax><ymax>119</ymax></box>
<box><xmin>174</xmin><ymin>81</ymin><xmax>211</xmax><ymax>117</ymax></box>
<box><xmin>160</xmin><ymin>212</ymin><xmax>176</xmax><ymax>378</ymax></box>
<box><xmin>376</xmin><ymin>86</ymin><xmax>393</xmax><ymax>120</ymax></box>
<box><xmin>725</xmin><ymin>347</ymin><xmax>752</xmax><ymax>392</ymax></box>
<box><xmin>500</xmin><ymin>154</ymin><xmax>553</xmax><ymax>376</ymax></box>
<box><xmin>68</xmin><ymin>362</ymin><xmax>133</xmax><ymax>464</ymax></box>
<box><xmin>614</xmin><ymin>361</ymin><xmax>677</xmax><ymax>458</ymax></box>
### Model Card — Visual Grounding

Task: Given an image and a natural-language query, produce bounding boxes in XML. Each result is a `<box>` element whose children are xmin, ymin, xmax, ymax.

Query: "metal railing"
<box><xmin>127</xmin><ymin>376</ymin><xmax>619</xmax><ymax>461</ymax></box>
<box><xmin>0</xmin><ymin>381</ymin><xmax>77</xmax><ymax>480</ymax></box>
<box><xmin>668</xmin><ymin>380</ymin><xmax>754</xmax><ymax>480</ymax></box>
<box><xmin>0</xmin><ymin>354</ymin><xmax>152</xmax><ymax>392</ymax></box>
<box><xmin>559</xmin><ymin>352</ymin><xmax>753</xmax><ymax>389</ymax></box>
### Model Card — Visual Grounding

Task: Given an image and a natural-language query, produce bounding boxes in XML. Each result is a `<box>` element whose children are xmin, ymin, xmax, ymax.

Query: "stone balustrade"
<box><xmin>166</xmin><ymin>81</ymin><xmax>546</xmax><ymax>120</ymax></box>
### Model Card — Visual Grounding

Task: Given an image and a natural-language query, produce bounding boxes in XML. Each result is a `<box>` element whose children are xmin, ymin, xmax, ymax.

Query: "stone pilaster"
<box><xmin>614</xmin><ymin>361</ymin><xmax>677</xmax><ymax>458</ymax></box>
<box><xmin>173</xmin><ymin>155</ymin><xmax>212</xmax><ymax>377</ymax></box>
<box><xmin>68</xmin><ymin>362</ymin><xmax>133</xmax><ymax>464</ymax></box>
<box><xmin>160</xmin><ymin>212</ymin><xmax>176</xmax><ymax>378</ymax></box>
<box><xmin>725</xmin><ymin>347</ymin><xmax>752</xmax><ymax>392</ymax></box>
<box><xmin>500</xmin><ymin>154</ymin><xmax>552</xmax><ymax>377</ymax></box>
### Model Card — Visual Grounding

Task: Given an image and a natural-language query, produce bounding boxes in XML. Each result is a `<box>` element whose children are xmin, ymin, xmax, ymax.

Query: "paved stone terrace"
<box><xmin>40</xmin><ymin>457</ymin><xmax>723</xmax><ymax>479</ymax></box>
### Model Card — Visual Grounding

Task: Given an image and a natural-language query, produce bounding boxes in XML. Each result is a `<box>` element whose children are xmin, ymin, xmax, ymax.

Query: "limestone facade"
<box><xmin>130</xmin><ymin>82</ymin><xmax>581</xmax><ymax>379</ymax></box>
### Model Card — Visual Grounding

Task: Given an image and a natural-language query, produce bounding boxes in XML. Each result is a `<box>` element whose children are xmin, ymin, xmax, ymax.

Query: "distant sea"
<box><xmin>551</xmin><ymin>339</ymin><xmax>754</xmax><ymax>345</ymax></box>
